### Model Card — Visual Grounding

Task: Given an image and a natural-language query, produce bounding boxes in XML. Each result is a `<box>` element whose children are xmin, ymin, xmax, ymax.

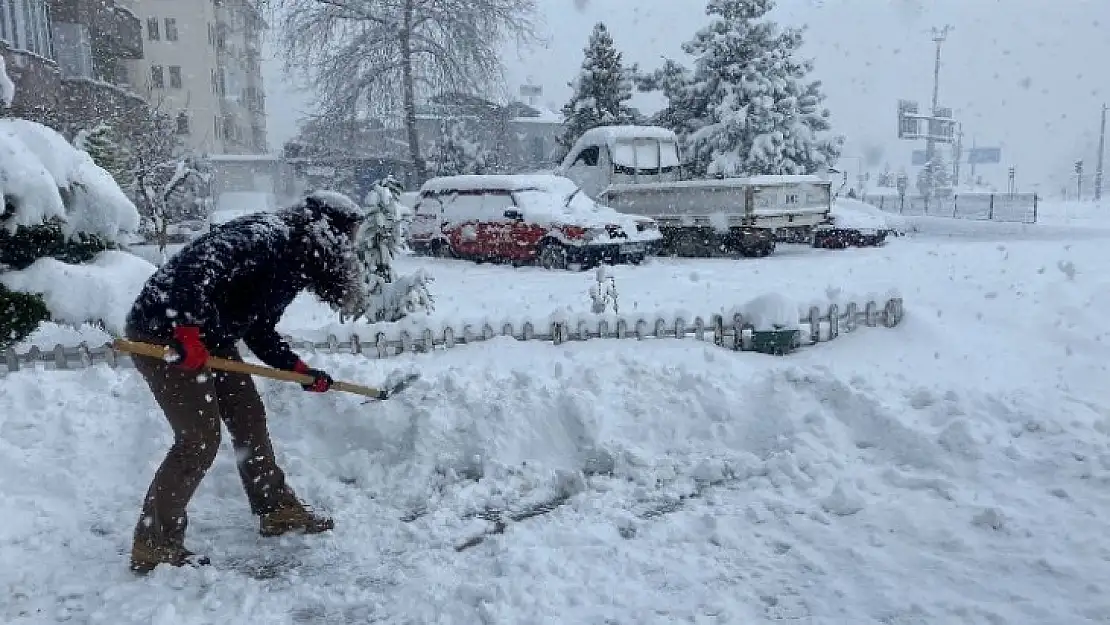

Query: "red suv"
<box><xmin>407</xmin><ymin>174</ymin><xmax>662</xmax><ymax>270</ymax></box>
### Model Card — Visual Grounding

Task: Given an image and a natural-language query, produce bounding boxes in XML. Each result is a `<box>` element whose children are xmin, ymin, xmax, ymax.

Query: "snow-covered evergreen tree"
<box><xmin>916</xmin><ymin>150</ymin><xmax>952</xmax><ymax>196</ymax></box>
<box><xmin>639</xmin><ymin>0</ymin><xmax>842</xmax><ymax>177</ymax></box>
<box><xmin>557</xmin><ymin>22</ymin><xmax>640</xmax><ymax>157</ymax></box>
<box><xmin>342</xmin><ymin>176</ymin><xmax>433</xmax><ymax>324</ymax></box>
<box><xmin>74</xmin><ymin>124</ymin><xmax>133</xmax><ymax>191</ymax></box>
<box><xmin>431</xmin><ymin>118</ymin><xmax>490</xmax><ymax>176</ymax></box>
<box><xmin>636</xmin><ymin>58</ymin><xmax>707</xmax><ymax>140</ymax></box>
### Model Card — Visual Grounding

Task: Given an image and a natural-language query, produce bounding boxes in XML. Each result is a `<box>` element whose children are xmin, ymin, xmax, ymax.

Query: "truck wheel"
<box><xmin>537</xmin><ymin>242</ymin><xmax>569</xmax><ymax>270</ymax></box>
<box><xmin>673</xmin><ymin>231</ymin><xmax>705</xmax><ymax>257</ymax></box>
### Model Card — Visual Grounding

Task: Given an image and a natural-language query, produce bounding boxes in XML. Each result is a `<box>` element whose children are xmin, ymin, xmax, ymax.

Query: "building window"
<box><xmin>147</xmin><ymin>17</ymin><xmax>159</xmax><ymax>41</ymax></box>
<box><xmin>176</xmin><ymin>112</ymin><xmax>190</xmax><ymax>135</ymax></box>
<box><xmin>164</xmin><ymin>18</ymin><xmax>178</xmax><ymax>41</ymax></box>
<box><xmin>1</xmin><ymin>0</ymin><xmax>53</xmax><ymax>59</ymax></box>
<box><xmin>150</xmin><ymin>65</ymin><xmax>164</xmax><ymax>88</ymax></box>
<box><xmin>169</xmin><ymin>65</ymin><xmax>182</xmax><ymax>88</ymax></box>
<box><xmin>53</xmin><ymin>22</ymin><xmax>93</xmax><ymax>79</ymax></box>
<box><xmin>214</xmin><ymin>116</ymin><xmax>221</xmax><ymax>139</ymax></box>
<box><xmin>216</xmin><ymin>67</ymin><xmax>225</xmax><ymax>95</ymax></box>
<box><xmin>222</xmin><ymin>117</ymin><xmax>234</xmax><ymax>141</ymax></box>
<box><xmin>207</xmin><ymin>23</ymin><xmax>214</xmax><ymax>46</ymax></box>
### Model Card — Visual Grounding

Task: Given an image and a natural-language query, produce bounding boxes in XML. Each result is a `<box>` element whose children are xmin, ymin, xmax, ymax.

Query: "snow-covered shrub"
<box><xmin>0</xmin><ymin>70</ymin><xmax>140</xmax><ymax>346</ymax></box>
<box><xmin>0</xmin><ymin>118</ymin><xmax>139</xmax><ymax>240</ymax></box>
<box><xmin>0</xmin><ymin>282</ymin><xmax>49</xmax><ymax>351</ymax></box>
<box><xmin>589</xmin><ymin>265</ymin><xmax>619</xmax><ymax>314</ymax></box>
<box><xmin>431</xmin><ymin>118</ymin><xmax>491</xmax><ymax>177</ymax></box>
<box><xmin>341</xmin><ymin>176</ymin><xmax>434</xmax><ymax>323</ymax></box>
<box><xmin>0</xmin><ymin>250</ymin><xmax>155</xmax><ymax>335</ymax></box>
<box><xmin>0</xmin><ymin>218</ymin><xmax>116</xmax><ymax>270</ymax></box>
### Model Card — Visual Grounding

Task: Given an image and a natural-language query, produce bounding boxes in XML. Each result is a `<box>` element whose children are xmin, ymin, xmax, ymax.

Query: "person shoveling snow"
<box><xmin>120</xmin><ymin>185</ymin><xmax>429</xmax><ymax>574</ymax></box>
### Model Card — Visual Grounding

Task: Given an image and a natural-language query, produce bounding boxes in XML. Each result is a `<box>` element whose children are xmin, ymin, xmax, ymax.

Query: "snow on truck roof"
<box><xmin>419</xmin><ymin>174</ymin><xmax>580</xmax><ymax>194</ymax></box>
<box><xmin>576</xmin><ymin>125</ymin><xmax>677</xmax><ymax>145</ymax></box>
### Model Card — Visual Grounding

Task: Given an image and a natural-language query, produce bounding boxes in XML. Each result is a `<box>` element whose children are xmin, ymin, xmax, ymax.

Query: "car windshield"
<box><xmin>514</xmin><ymin>186</ymin><xmax>601</xmax><ymax>217</ymax></box>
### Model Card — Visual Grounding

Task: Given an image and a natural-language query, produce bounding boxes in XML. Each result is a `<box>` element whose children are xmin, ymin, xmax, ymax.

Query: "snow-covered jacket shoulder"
<box><xmin>125</xmin><ymin>209</ymin><xmax>352</xmax><ymax>370</ymax></box>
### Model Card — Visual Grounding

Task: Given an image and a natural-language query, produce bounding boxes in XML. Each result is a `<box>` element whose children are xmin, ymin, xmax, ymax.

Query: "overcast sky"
<box><xmin>262</xmin><ymin>0</ymin><xmax>1110</xmax><ymax>192</ymax></box>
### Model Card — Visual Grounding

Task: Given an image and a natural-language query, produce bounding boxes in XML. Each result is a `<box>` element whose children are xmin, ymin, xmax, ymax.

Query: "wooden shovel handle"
<box><xmin>112</xmin><ymin>338</ymin><xmax>388</xmax><ymax>399</ymax></box>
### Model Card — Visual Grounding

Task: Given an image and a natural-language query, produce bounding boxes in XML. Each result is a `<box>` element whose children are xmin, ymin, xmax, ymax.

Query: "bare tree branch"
<box><xmin>273</xmin><ymin>0</ymin><xmax>541</xmax><ymax>180</ymax></box>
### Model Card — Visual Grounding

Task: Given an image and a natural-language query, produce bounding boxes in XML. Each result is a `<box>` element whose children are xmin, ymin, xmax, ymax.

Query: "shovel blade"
<box><xmin>382</xmin><ymin>372</ymin><xmax>421</xmax><ymax>398</ymax></box>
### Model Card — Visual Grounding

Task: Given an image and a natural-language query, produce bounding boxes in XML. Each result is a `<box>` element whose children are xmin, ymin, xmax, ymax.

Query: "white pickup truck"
<box><xmin>555</xmin><ymin>125</ymin><xmax>833</xmax><ymax>257</ymax></box>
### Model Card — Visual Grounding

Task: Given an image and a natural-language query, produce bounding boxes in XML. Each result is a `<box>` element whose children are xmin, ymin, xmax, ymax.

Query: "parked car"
<box><xmin>407</xmin><ymin>174</ymin><xmax>663</xmax><ymax>269</ymax></box>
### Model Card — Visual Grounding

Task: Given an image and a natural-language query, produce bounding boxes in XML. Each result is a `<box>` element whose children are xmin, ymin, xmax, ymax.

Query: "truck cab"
<box><xmin>557</xmin><ymin>125</ymin><xmax>682</xmax><ymax>198</ymax></box>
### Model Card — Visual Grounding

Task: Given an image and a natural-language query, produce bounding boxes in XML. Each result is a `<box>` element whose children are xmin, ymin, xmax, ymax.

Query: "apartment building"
<box><xmin>128</xmin><ymin>0</ymin><xmax>267</xmax><ymax>155</ymax></box>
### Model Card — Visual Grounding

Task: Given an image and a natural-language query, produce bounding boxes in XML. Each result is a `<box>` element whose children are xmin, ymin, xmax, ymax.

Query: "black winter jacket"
<box><xmin>125</xmin><ymin>203</ymin><xmax>359</xmax><ymax>370</ymax></box>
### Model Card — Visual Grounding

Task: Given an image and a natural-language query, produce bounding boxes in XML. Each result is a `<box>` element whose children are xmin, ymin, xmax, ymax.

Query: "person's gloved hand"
<box><xmin>294</xmin><ymin>360</ymin><xmax>333</xmax><ymax>393</ymax></box>
<box><xmin>168</xmin><ymin>325</ymin><xmax>210</xmax><ymax>371</ymax></box>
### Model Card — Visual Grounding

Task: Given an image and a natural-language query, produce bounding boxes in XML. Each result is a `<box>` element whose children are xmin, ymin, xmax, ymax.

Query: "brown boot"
<box><xmin>130</xmin><ymin>539</ymin><xmax>211</xmax><ymax>574</ymax></box>
<box><xmin>259</xmin><ymin>499</ymin><xmax>335</xmax><ymax>537</ymax></box>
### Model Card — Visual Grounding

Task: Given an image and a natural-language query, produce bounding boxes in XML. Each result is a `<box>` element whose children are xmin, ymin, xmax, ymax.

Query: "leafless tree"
<box><xmin>273</xmin><ymin>0</ymin><xmax>542</xmax><ymax>180</ymax></box>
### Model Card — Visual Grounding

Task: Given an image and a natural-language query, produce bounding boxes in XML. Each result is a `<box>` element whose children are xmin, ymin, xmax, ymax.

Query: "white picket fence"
<box><xmin>1</xmin><ymin>297</ymin><xmax>905</xmax><ymax>374</ymax></box>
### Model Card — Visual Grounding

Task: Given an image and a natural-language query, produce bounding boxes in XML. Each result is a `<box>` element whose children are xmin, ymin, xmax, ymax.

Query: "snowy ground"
<box><xmin>5</xmin><ymin>206</ymin><xmax>1110</xmax><ymax>623</ymax></box>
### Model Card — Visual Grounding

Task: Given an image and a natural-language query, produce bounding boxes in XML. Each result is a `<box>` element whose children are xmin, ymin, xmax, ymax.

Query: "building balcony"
<box><xmin>59</xmin><ymin>75</ymin><xmax>147</xmax><ymax>133</ymax></box>
<box><xmin>0</xmin><ymin>43</ymin><xmax>62</xmax><ymax>126</ymax></box>
<box><xmin>48</xmin><ymin>0</ymin><xmax>143</xmax><ymax>60</ymax></box>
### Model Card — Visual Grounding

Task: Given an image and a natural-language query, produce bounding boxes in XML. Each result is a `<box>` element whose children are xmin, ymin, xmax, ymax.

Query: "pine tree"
<box><xmin>557</xmin><ymin>22</ymin><xmax>640</xmax><ymax>157</ymax></box>
<box><xmin>640</xmin><ymin>0</ymin><xmax>842</xmax><ymax>177</ymax></box>
<box><xmin>916</xmin><ymin>150</ymin><xmax>952</xmax><ymax>196</ymax></box>
<box><xmin>74</xmin><ymin>123</ymin><xmax>134</xmax><ymax>190</ymax></box>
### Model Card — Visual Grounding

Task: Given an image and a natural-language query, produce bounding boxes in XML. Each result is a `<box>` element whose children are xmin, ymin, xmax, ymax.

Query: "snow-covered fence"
<box><xmin>862</xmin><ymin>193</ymin><xmax>1038</xmax><ymax>224</ymax></box>
<box><xmin>1</xmin><ymin>297</ymin><xmax>904</xmax><ymax>374</ymax></box>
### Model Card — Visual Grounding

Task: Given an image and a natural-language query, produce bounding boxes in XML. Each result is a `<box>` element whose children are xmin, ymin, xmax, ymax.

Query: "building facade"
<box><xmin>126</xmin><ymin>0</ymin><xmax>267</xmax><ymax>155</ymax></box>
<box><xmin>415</xmin><ymin>95</ymin><xmax>564</xmax><ymax>174</ymax></box>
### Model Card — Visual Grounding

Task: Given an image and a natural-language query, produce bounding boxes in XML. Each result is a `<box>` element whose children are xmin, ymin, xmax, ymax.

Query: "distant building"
<box><xmin>415</xmin><ymin>93</ymin><xmax>564</xmax><ymax>173</ymax></box>
<box><xmin>126</xmin><ymin>0</ymin><xmax>268</xmax><ymax>154</ymax></box>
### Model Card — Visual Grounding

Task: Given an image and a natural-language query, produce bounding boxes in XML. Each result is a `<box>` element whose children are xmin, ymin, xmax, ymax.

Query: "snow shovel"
<box><xmin>112</xmin><ymin>338</ymin><xmax>420</xmax><ymax>401</ymax></box>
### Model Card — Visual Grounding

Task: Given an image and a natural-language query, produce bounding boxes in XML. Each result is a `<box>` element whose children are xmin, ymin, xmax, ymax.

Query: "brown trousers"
<box><xmin>129</xmin><ymin>338</ymin><xmax>297</xmax><ymax>547</ymax></box>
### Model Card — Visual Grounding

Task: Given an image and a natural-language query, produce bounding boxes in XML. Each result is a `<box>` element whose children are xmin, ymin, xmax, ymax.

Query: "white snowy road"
<box><xmin>5</xmin><ymin>228</ymin><xmax>1110</xmax><ymax>624</ymax></box>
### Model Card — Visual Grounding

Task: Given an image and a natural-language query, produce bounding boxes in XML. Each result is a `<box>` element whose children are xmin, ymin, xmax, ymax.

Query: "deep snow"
<box><xmin>4</xmin><ymin>206</ymin><xmax>1110</xmax><ymax>623</ymax></box>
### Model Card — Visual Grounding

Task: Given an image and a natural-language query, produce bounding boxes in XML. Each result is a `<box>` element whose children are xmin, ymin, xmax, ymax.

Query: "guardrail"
<box><xmin>1</xmin><ymin>297</ymin><xmax>904</xmax><ymax>374</ymax></box>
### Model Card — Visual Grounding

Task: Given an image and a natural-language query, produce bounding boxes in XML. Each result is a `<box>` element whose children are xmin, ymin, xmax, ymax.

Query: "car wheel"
<box><xmin>537</xmin><ymin>242</ymin><xmax>569</xmax><ymax>270</ymax></box>
<box><xmin>430</xmin><ymin>240</ymin><xmax>453</xmax><ymax>258</ymax></box>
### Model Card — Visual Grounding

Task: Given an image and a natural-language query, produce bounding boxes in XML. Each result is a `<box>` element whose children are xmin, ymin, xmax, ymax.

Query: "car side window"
<box><xmin>573</xmin><ymin>146</ymin><xmax>600</xmax><ymax>167</ymax></box>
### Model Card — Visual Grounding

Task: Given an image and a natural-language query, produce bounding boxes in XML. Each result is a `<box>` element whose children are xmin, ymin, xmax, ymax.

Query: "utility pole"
<box><xmin>924</xmin><ymin>25</ymin><xmax>952</xmax><ymax>197</ymax></box>
<box><xmin>1096</xmin><ymin>103</ymin><xmax>1106</xmax><ymax>201</ymax></box>
<box><xmin>953</xmin><ymin>123</ymin><xmax>963</xmax><ymax>188</ymax></box>
<box><xmin>1076</xmin><ymin>159</ymin><xmax>1084</xmax><ymax>200</ymax></box>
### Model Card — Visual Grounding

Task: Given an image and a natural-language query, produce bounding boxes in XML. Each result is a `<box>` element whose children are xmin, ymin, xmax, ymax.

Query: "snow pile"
<box><xmin>0</xmin><ymin>119</ymin><xmax>139</xmax><ymax>240</ymax></box>
<box><xmin>733</xmin><ymin>292</ymin><xmax>799</xmax><ymax>330</ymax></box>
<box><xmin>831</xmin><ymin>197</ymin><xmax>903</xmax><ymax>231</ymax></box>
<box><xmin>0</xmin><ymin>251</ymin><xmax>155</xmax><ymax>335</ymax></box>
<box><xmin>0</xmin><ymin>54</ymin><xmax>14</xmax><ymax>108</ymax></box>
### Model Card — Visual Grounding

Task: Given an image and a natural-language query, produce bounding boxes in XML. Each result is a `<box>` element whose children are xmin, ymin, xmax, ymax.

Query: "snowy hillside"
<box><xmin>4</xmin><ymin>222</ymin><xmax>1110</xmax><ymax>623</ymax></box>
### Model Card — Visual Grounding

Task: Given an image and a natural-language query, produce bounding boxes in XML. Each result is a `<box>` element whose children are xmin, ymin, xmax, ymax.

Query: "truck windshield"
<box><xmin>612</xmin><ymin>139</ymin><xmax>681</xmax><ymax>173</ymax></box>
